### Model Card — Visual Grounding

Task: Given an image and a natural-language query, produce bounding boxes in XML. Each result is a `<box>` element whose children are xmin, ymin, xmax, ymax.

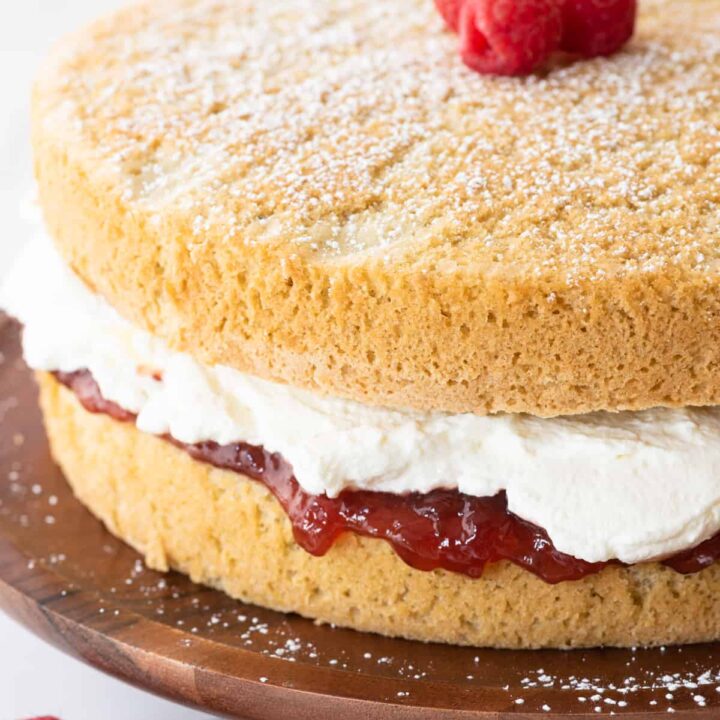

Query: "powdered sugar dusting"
<box><xmin>38</xmin><ymin>0</ymin><xmax>720</xmax><ymax>283</ymax></box>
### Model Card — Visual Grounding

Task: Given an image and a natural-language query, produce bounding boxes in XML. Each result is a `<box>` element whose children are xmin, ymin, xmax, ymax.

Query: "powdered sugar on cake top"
<box><xmin>34</xmin><ymin>0</ymin><xmax>720</xmax><ymax>283</ymax></box>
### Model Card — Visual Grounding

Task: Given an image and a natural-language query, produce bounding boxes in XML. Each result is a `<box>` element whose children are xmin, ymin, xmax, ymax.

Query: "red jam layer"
<box><xmin>54</xmin><ymin>369</ymin><xmax>720</xmax><ymax>584</ymax></box>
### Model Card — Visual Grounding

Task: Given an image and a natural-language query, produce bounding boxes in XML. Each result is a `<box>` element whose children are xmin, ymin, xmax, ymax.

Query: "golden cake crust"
<box><xmin>38</xmin><ymin>372</ymin><xmax>720</xmax><ymax>649</ymax></box>
<box><xmin>32</xmin><ymin>0</ymin><xmax>720</xmax><ymax>416</ymax></box>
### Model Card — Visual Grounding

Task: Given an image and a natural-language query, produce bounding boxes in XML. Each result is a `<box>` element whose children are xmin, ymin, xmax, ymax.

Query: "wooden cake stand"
<box><xmin>0</xmin><ymin>313</ymin><xmax>718</xmax><ymax>719</ymax></box>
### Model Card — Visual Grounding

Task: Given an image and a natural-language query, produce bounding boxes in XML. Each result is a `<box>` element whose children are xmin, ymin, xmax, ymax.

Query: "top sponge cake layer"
<box><xmin>32</xmin><ymin>0</ymin><xmax>720</xmax><ymax>416</ymax></box>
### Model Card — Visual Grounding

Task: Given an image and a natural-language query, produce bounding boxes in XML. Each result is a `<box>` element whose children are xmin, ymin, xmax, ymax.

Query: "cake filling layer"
<box><xmin>4</xmin><ymin>236</ymin><xmax>720</xmax><ymax>565</ymax></box>
<box><xmin>52</xmin><ymin>368</ymin><xmax>720</xmax><ymax>583</ymax></box>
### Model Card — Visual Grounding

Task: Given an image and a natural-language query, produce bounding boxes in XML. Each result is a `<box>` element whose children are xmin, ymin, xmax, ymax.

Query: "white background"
<box><xmin>1</xmin><ymin>2</ymin><xmax>212</xmax><ymax>718</ymax></box>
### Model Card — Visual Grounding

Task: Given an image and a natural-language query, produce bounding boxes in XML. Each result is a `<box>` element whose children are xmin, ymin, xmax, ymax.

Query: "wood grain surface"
<box><xmin>1</xmin><ymin>312</ymin><xmax>719</xmax><ymax>719</ymax></box>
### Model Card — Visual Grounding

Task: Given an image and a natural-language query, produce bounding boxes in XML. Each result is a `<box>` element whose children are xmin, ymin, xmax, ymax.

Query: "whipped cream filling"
<box><xmin>4</xmin><ymin>235</ymin><xmax>720</xmax><ymax>565</ymax></box>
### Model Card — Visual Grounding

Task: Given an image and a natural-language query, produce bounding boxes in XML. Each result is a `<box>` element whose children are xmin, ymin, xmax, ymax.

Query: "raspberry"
<box><xmin>459</xmin><ymin>0</ymin><xmax>563</xmax><ymax>76</ymax></box>
<box><xmin>434</xmin><ymin>0</ymin><xmax>466</xmax><ymax>31</ymax></box>
<box><xmin>560</xmin><ymin>0</ymin><xmax>637</xmax><ymax>56</ymax></box>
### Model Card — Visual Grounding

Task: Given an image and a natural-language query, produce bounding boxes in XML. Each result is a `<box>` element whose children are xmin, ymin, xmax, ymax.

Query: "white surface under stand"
<box><xmin>1</xmin><ymin>1</ymin><xmax>210</xmax><ymax>717</ymax></box>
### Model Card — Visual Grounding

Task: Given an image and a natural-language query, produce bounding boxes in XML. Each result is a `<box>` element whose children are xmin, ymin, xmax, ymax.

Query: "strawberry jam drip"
<box><xmin>55</xmin><ymin>369</ymin><xmax>720</xmax><ymax>583</ymax></box>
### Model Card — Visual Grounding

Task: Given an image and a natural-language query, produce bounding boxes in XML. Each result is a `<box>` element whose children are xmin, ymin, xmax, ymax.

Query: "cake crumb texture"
<box><xmin>33</xmin><ymin>0</ymin><xmax>720</xmax><ymax>415</ymax></box>
<box><xmin>38</xmin><ymin>373</ymin><xmax>720</xmax><ymax>649</ymax></box>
